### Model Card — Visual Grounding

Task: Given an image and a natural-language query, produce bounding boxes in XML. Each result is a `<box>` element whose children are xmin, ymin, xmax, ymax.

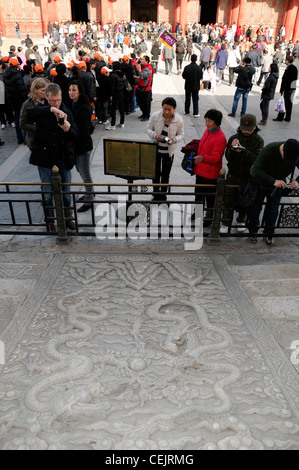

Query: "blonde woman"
<box><xmin>20</xmin><ymin>77</ymin><xmax>49</xmax><ymax>149</ymax></box>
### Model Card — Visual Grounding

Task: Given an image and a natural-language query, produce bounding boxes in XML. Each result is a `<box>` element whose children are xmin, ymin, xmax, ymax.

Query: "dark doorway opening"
<box><xmin>199</xmin><ymin>0</ymin><xmax>218</xmax><ymax>25</ymax></box>
<box><xmin>71</xmin><ymin>0</ymin><xmax>90</xmax><ymax>22</ymax></box>
<box><xmin>131</xmin><ymin>0</ymin><xmax>158</xmax><ymax>23</ymax></box>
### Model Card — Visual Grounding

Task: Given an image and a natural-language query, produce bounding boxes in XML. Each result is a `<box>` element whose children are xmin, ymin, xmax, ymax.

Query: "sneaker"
<box><xmin>77</xmin><ymin>204</ymin><xmax>92</xmax><ymax>213</ymax></box>
<box><xmin>117</xmin><ymin>124</ymin><xmax>125</xmax><ymax>128</ymax></box>
<box><xmin>105</xmin><ymin>125</ymin><xmax>116</xmax><ymax>131</ymax></box>
<box><xmin>1</xmin><ymin>124</ymin><xmax>5</xmax><ymax>129</ymax></box>
<box><xmin>228</xmin><ymin>113</ymin><xmax>236</xmax><ymax>117</ymax></box>
<box><xmin>193</xmin><ymin>114</ymin><xmax>200</xmax><ymax>118</ymax></box>
<box><xmin>237</xmin><ymin>223</ymin><xmax>246</xmax><ymax>233</ymax></box>
<box><xmin>263</xmin><ymin>236</ymin><xmax>274</xmax><ymax>246</ymax></box>
<box><xmin>10</xmin><ymin>122</ymin><xmax>16</xmax><ymax>128</ymax></box>
<box><xmin>184</xmin><ymin>112</ymin><xmax>190</xmax><ymax>115</ymax></box>
<box><xmin>98</xmin><ymin>120</ymin><xmax>103</xmax><ymax>124</ymax></box>
<box><xmin>249</xmin><ymin>236</ymin><xmax>258</xmax><ymax>243</ymax></box>
<box><xmin>103</xmin><ymin>120</ymin><xmax>109</xmax><ymax>124</ymax></box>
<box><xmin>220</xmin><ymin>225</ymin><xmax>229</xmax><ymax>233</ymax></box>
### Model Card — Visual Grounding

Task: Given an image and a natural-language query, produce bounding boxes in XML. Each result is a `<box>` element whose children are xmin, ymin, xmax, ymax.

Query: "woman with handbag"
<box><xmin>258</xmin><ymin>62</ymin><xmax>279</xmax><ymax>125</ymax></box>
<box><xmin>68</xmin><ymin>80</ymin><xmax>94</xmax><ymax>213</ymax></box>
<box><xmin>193</xmin><ymin>109</ymin><xmax>227</xmax><ymax>227</ymax></box>
<box><xmin>147</xmin><ymin>97</ymin><xmax>184</xmax><ymax>202</ymax></box>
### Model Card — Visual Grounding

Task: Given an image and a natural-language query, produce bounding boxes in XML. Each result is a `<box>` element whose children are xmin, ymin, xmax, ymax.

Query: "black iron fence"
<box><xmin>1</xmin><ymin>168</ymin><xmax>299</xmax><ymax>244</ymax></box>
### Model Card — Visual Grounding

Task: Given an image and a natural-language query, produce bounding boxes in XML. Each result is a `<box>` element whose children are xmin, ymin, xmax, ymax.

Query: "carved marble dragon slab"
<box><xmin>0</xmin><ymin>254</ymin><xmax>299</xmax><ymax>450</ymax></box>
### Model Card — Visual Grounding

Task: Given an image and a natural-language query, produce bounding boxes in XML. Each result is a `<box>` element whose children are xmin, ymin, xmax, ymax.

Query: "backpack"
<box><xmin>116</xmin><ymin>74</ymin><xmax>125</xmax><ymax>92</ymax></box>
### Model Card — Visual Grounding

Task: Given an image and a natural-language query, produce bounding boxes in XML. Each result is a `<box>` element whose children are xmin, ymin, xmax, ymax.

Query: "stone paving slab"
<box><xmin>0</xmin><ymin>251</ymin><xmax>299</xmax><ymax>450</ymax></box>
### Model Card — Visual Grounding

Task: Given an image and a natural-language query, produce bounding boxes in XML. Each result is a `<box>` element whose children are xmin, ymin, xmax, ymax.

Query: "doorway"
<box><xmin>199</xmin><ymin>0</ymin><xmax>218</xmax><ymax>25</ymax></box>
<box><xmin>71</xmin><ymin>0</ymin><xmax>90</xmax><ymax>22</ymax></box>
<box><xmin>131</xmin><ymin>0</ymin><xmax>158</xmax><ymax>23</ymax></box>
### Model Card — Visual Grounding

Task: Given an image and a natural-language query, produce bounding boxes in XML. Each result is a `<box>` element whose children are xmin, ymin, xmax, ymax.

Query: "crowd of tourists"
<box><xmin>0</xmin><ymin>19</ymin><xmax>298</xmax><ymax>242</ymax></box>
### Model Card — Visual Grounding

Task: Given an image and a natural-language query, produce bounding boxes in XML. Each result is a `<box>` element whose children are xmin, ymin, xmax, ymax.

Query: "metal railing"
<box><xmin>1</xmin><ymin>168</ymin><xmax>299</xmax><ymax>244</ymax></box>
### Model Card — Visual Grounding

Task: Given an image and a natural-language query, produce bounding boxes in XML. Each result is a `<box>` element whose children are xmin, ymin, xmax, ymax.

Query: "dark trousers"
<box><xmin>11</xmin><ymin>103</ymin><xmax>24</xmax><ymax>142</ymax></box>
<box><xmin>222</xmin><ymin>175</ymin><xmax>246</xmax><ymax>226</ymax></box>
<box><xmin>0</xmin><ymin>103</ymin><xmax>14</xmax><ymax>125</ymax></box>
<box><xmin>229</xmin><ymin>67</ymin><xmax>236</xmax><ymax>85</ymax></box>
<box><xmin>136</xmin><ymin>89</ymin><xmax>152</xmax><ymax>119</ymax></box>
<box><xmin>185</xmin><ymin>90</ymin><xmax>199</xmax><ymax>115</ymax></box>
<box><xmin>195</xmin><ymin>175</ymin><xmax>217</xmax><ymax>212</ymax></box>
<box><xmin>153</xmin><ymin>154</ymin><xmax>174</xmax><ymax>196</ymax></box>
<box><xmin>110</xmin><ymin>92</ymin><xmax>125</xmax><ymax>126</ymax></box>
<box><xmin>257</xmin><ymin>72</ymin><xmax>269</xmax><ymax>86</ymax></box>
<box><xmin>247</xmin><ymin>186</ymin><xmax>282</xmax><ymax>235</ymax></box>
<box><xmin>260</xmin><ymin>98</ymin><xmax>270</xmax><ymax>121</ymax></box>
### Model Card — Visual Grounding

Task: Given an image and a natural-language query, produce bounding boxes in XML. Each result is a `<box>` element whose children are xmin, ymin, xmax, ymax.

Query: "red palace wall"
<box><xmin>0</xmin><ymin>0</ymin><xmax>298</xmax><ymax>42</ymax></box>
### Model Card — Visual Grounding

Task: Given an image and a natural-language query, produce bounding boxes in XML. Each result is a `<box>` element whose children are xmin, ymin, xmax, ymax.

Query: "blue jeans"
<box><xmin>232</xmin><ymin>88</ymin><xmax>250</xmax><ymax>116</ymax></box>
<box><xmin>75</xmin><ymin>151</ymin><xmax>94</xmax><ymax>200</ymax></box>
<box><xmin>38</xmin><ymin>166</ymin><xmax>72</xmax><ymax>223</ymax></box>
<box><xmin>247</xmin><ymin>186</ymin><xmax>282</xmax><ymax>235</ymax></box>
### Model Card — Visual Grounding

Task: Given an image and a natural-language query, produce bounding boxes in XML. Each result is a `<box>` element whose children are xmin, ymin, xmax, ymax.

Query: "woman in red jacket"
<box><xmin>194</xmin><ymin>109</ymin><xmax>227</xmax><ymax>227</ymax></box>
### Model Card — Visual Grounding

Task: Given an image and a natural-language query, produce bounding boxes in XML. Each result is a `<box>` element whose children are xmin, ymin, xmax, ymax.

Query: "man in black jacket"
<box><xmin>182</xmin><ymin>54</ymin><xmax>202</xmax><ymax>117</ymax></box>
<box><xmin>228</xmin><ymin>57</ymin><xmax>255</xmax><ymax>117</ymax></box>
<box><xmin>26</xmin><ymin>83</ymin><xmax>78</xmax><ymax>231</ymax></box>
<box><xmin>273</xmin><ymin>56</ymin><xmax>298</xmax><ymax>122</ymax></box>
<box><xmin>3</xmin><ymin>58</ymin><xmax>27</xmax><ymax>143</ymax></box>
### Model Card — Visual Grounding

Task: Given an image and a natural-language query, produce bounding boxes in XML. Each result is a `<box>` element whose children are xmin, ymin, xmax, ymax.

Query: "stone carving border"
<box><xmin>0</xmin><ymin>255</ymin><xmax>67</xmax><ymax>371</ymax></box>
<box><xmin>213</xmin><ymin>254</ymin><xmax>299</xmax><ymax>418</ymax></box>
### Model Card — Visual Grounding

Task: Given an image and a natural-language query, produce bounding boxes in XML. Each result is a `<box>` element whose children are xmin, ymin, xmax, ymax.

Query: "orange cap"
<box><xmin>35</xmin><ymin>64</ymin><xmax>44</xmax><ymax>72</ymax></box>
<box><xmin>9</xmin><ymin>58</ymin><xmax>18</xmax><ymax>66</ymax></box>
<box><xmin>123</xmin><ymin>55</ymin><xmax>131</xmax><ymax>61</ymax></box>
<box><xmin>54</xmin><ymin>56</ymin><xmax>61</xmax><ymax>63</ymax></box>
<box><xmin>78</xmin><ymin>61</ymin><xmax>86</xmax><ymax>69</ymax></box>
<box><xmin>50</xmin><ymin>68</ymin><xmax>57</xmax><ymax>76</ymax></box>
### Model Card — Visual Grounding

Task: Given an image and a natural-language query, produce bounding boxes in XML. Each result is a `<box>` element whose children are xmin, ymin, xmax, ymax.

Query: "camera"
<box><xmin>58</xmin><ymin>117</ymin><xmax>64</xmax><ymax>125</ymax></box>
<box><xmin>233</xmin><ymin>144</ymin><xmax>245</xmax><ymax>150</ymax></box>
<box><xmin>164</xmin><ymin>137</ymin><xmax>171</xmax><ymax>143</ymax></box>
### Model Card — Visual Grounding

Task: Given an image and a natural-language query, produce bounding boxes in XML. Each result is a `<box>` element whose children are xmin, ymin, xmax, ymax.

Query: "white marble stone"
<box><xmin>0</xmin><ymin>253</ymin><xmax>299</xmax><ymax>450</ymax></box>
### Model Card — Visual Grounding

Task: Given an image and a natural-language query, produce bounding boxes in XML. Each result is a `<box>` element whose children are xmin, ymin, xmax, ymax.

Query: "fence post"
<box><xmin>210</xmin><ymin>169</ymin><xmax>226</xmax><ymax>243</ymax></box>
<box><xmin>51</xmin><ymin>165</ymin><xmax>69</xmax><ymax>244</ymax></box>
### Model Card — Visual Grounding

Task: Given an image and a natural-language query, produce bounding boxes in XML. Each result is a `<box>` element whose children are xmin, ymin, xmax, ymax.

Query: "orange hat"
<box><xmin>78</xmin><ymin>61</ymin><xmax>86</xmax><ymax>69</ymax></box>
<box><xmin>35</xmin><ymin>64</ymin><xmax>44</xmax><ymax>73</ymax></box>
<box><xmin>123</xmin><ymin>55</ymin><xmax>131</xmax><ymax>62</ymax></box>
<box><xmin>101</xmin><ymin>66</ymin><xmax>113</xmax><ymax>74</ymax></box>
<box><xmin>50</xmin><ymin>68</ymin><xmax>57</xmax><ymax>76</ymax></box>
<box><xmin>1</xmin><ymin>56</ymin><xmax>9</xmax><ymax>62</ymax></box>
<box><xmin>67</xmin><ymin>63</ymin><xmax>73</xmax><ymax>69</ymax></box>
<box><xmin>94</xmin><ymin>52</ymin><xmax>102</xmax><ymax>59</ymax></box>
<box><xmin>54</xmin><ymin>56</ymin><xmax>61</xmax><ymax>63</ymax></box>
<box><xmin>9</xmin><ymin>58</ymin><xmax>18</xmax><ymax>67</ymax></box>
